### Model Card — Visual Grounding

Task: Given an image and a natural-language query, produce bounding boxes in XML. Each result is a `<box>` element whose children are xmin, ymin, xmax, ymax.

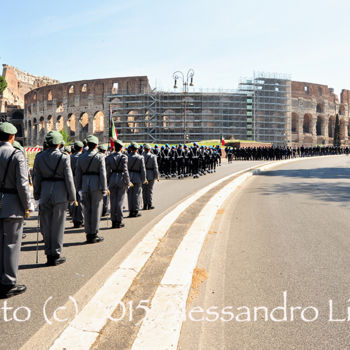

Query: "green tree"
<box><xmin>333</xmin><ymin>113</ymin><xmax>341</xmax><ymax>147</ymax></box>
<box><xmin>60</xmin><ymin>127</ymin><xmax>74</xmax><ymax>145</ymax></box>
<box><xmin>0</xmin><ymin>76</ymin><xmax>7</xmax><ymax>94</ymax></box>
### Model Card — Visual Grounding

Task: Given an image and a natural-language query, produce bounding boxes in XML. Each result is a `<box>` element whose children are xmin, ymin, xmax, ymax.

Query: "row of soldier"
<box><xmin>0</xmin><ymin>123</ymin><xmax>160</xmax><ymax>298</ymax></box>
<box><xmin>226</xmin><ymin>146</ymin><xmax>350</xmax><ymax>161</ymax></box>
<box><xmin>63</xmin><ymin>142</ymin><xmax>223</xmax><ymax>180</ymax></box>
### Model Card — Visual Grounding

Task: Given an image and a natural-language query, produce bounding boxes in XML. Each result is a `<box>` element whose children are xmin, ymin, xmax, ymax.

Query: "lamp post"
<box><xmin>173</xmin><ymin>69</ymin><xmax>194</xmax><ymax>144</ymax></box>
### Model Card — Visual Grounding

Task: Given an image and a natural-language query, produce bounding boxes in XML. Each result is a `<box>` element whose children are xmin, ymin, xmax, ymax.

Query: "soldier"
<box><xmin>142</xmin><ymin>144</ymin><xmax>159</xmax><ymax>210</ymax></box>
<box><xmin>183</xmin><ymin>144</ymin><xmax>191</xmax><ymax>177</ymax></box>
<box><xmin>75</xmin><ymin>135</ymin><xmax>107</xmax><ymax>243</ymax></box>
<box><xmin>0</xmin><ymin>123</ymin><xmax>32</xmax><ymax>298</ymax></box>
<box><xmin>71</xmin><ymin>141</ymin><xmax>84</xmax><ymax>228</ymax></box>
<box><xmin>175</xmin><ymin>144</ymin><xmax>185</xmax><ymax>179</ymax></box>
<box><xmin>191</xmin><ymin>143</ymin><xmax>200</xmax><ymax>178</ymax></box>
<box><xmin>98</xmin><ymin>144</ymin><xmax>109</xmax><ymax>217</ymax></box>
<box><xmin>127</xmin><ymin>142</ymin><xmax>146</xmax><ymax>217</ymax></box>
<box><xmin>33</xmin><ymin>131</ymin><xmax>76</xmax><ymax>266</ymax></box>
<box><xmin>106</xmin><ymin>139</ymin><xmax>130</xmax><ymax>228</ymax></box>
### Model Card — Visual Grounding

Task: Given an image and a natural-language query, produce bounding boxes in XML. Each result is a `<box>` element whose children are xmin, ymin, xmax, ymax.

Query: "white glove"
<box><xmin>78</xmin><ymin>191</ymin><xmax>83</xmax><ymax>199</ymax></box>
<box><xmin>35</xmin><ymin>199</ymin><xmax>40</xmax><ymax>206</ymax></box>
<box><xmin>29</xmin><ymin>202</ymin><xmax>35</xmax><ymax>212</ymax></box>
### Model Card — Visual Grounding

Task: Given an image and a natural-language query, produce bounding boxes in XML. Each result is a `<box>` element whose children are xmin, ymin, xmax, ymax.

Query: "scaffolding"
<box><xmin>108</xmin><ymin>89</ymin><xmax>250</xmax><ymax>143</ymax></box>
<box><xmin>239</xmin><ymin>73</ymin><xmax>292</xmax><ymax>146</ymax></box>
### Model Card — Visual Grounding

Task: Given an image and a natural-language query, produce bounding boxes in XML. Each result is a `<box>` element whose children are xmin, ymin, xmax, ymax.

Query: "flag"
<box><xmin>109</xmin><ymin>118</ymin><xmax>118</xmax><ymax>149</ymax></box>
<box><xmin>220</xmin><ymin>135</ymin><xmax>226</xmax><ymax>146</ymax></box>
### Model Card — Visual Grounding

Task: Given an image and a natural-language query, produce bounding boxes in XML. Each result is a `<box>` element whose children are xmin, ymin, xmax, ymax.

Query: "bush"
<box><xmin>0</xmin><ymin>76</ymin><xmax>7</xmax><ymax>94</ymax></box>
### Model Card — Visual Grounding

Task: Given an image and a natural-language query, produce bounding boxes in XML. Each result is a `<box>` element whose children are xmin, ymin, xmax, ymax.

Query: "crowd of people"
<box><xmin>225</xmin><ymin>145</ymin><xmax>350</xmax><ymax>161</ymax></box>
<box><xmin>1</xmin><ymin>119</ymin><xmax>349</xmax><ymax>299</ymax></box>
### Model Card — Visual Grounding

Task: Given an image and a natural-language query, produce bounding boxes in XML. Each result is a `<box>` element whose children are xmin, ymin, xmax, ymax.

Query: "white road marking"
<box><xmin>131</xmin><ymin>156</ymin><xmax>333</xmax><ymax>350</ymax></box>
<box><xmin>49</xmin><ymin>164</ymin><xmax>264</xmax><ymax>350</ymax></box>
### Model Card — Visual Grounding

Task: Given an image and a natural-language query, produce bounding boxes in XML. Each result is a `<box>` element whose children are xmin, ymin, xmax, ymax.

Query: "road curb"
<box><xmin>130</xmin><ymin>155</ymin><xmax>337</xmax><ymax>349</ymax></box>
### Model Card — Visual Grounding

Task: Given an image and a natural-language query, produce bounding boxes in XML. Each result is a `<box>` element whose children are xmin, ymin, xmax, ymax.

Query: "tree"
<box><xmin>60</xmin><ymin>127</ymin><xmax>74</xmax><ymax>145</ymax></box>
<box><xmin>0</xmin><ymin>76</ymin><xmax>7</xmax><ymax>94</ymax></box>
<box><xmin>333</xmin><ymin>113</ymin><xmax>341</xmax><ymax>147</ymax></box>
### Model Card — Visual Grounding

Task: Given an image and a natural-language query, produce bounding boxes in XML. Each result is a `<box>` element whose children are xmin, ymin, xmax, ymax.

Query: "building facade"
<box><xmin>23</xmin><ymin>71</ymin><xmax>350</xmax><ymax>147</ymax></box>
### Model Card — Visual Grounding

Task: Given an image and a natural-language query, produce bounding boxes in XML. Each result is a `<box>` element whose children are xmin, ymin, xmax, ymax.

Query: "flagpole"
<box><xmin>109</xmin><ymin>104</ymin><xmax>112</xmax><ymax>152</ymax></box>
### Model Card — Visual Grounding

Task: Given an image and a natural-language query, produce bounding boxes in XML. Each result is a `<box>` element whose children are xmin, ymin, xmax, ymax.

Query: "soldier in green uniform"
<box><xmin>0</xmin><ymin>122</ymin><xmax>32</xmax><ymax>298</ymax></box>
<box><xmin>75</xmin><ymin>135</ymin><xmax>107</xmax><ymax>243</ymax></box>
<box><xmin>33</xmin><ymin>131</ymin><xmax>76</xmax><ymax>266</ymax></box>
<box><xmin>106</xmin><ymin>139</ymin><xmax>130</xmax><ymax>228</ymax></box>
<box><xmin>127</xmin><ymin>142</ymin><xmax>146</xmax><ymax>217</ymax></box>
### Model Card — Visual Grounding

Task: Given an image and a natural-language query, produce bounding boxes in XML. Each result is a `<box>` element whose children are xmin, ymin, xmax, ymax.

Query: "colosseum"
<box><xmin>22</xmin><ymin>71</ymin><xmax>350</xmax><ymax>147</ymax></box>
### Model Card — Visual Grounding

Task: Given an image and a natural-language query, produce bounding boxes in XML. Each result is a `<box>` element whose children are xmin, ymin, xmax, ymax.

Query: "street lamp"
<box><xmin>173</xmin><ymin>69</ymin><xmax>194</xmax><ymax>144</ymax></box>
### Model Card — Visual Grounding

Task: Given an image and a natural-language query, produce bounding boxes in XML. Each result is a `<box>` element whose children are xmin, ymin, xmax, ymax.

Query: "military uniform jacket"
<box><xmin>33</xmin><ymin>148</ymin><xmax>76</xmax><ymax>204</ymax></box>
<box><xmin>127</xmin><ymin>153</ymin><xmax>146</xmax><ymax>184</ymax></box>
<box><xmin>143</xmin><ymin>152</ymin><xmax>159</xmax><ymax>181</ymax></box>
<box><xmin>75</xmin><ymin>149</ymin><xmax>107</xmax><ymax>193</ymax></box>
<box><xmin>70</xmin><ymin>151</ymin><xmax>82</xmax><ymax>176</ymax></box>
<box><xmin>106</xmin><ymin>152</ymin><xmax>130</xmax><ymax>188</ymax></box>
<box><xmin>0</xmin><ymin>142</ymin><xmax>31</xmax><ymax>219</ymax></box>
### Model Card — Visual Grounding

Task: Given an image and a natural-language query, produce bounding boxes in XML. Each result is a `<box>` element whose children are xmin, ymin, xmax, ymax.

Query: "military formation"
<box><xmin>225</xmin><ymin>145</ymin><xmax>350</xmax><ymax>162</ymax></box>
<box><xmin>1</xmin><ymin>120</ymin><xmax>349</xmax><ymax>299</ymax></box>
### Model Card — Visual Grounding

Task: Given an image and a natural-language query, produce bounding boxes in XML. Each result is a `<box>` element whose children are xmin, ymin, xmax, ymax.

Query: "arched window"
<box><xmin>69</xmin><ymin>85</ymin><xmax>74</xmax><ymax>94</ymax></box>
<box><xmin>48</xmin><ymin>90</ymin><xmax>53</xmax><ymax>101</ymax></box>
<box><xmin>93</xmin><ymin>111</ymin><xmax>105</xmax><ymax>133</ymax></box>
<box><xmin>81</xmin><ymin>84</ymin><xmax>87</xmax><ymax>93</ymax></box>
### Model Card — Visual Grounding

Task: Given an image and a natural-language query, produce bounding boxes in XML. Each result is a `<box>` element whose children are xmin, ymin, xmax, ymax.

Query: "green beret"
<box><xmin>45</xmin><ymin>131</ymin><xmax>63</xmax><ymax>146</ymax></box>
<box><xmin>64</xmin><ymin>146</ymin><xmax>71</xmax><ymax>153</ymax></box>
<box><xmin>0</xmin><ymin>122</ymin><xmax>17</xmax><ymax>135</ymax></box>
<box><xmin>74</xmin><ymin>141</ymin><xmax>84</xmax><ymax>149</ymax></box>
<box><xmin>13</xmin><ymin>140</ymin><xmax>24</xmax><ymax>152</ymax></box>
<box><xmin>114</xmin><ymin>139</ymin><xmax>123</xmax><ymax>148</ymax></box>
<box><xmin>86</xmin><ymin>135</ymin><xmax>99</xmax><ymax>145</ymax></box>
<box><xmin>98</xmin><ymin>144</ymin><xmax>107</xmax><ymax>151</ymax></box>
<box><xmin>144</xmin><ymin>144</ymin><xmax>151</xmax><ymax>150</ymax></box>
<box><xmin>130</xmin><ymin>141</ymin><xmax>139</xmax><ymax>149</ymax></box>
<box><xmin>60</xmin><ymin>140</ymin><xmax>66</xmax><ymax>146</ymax></box>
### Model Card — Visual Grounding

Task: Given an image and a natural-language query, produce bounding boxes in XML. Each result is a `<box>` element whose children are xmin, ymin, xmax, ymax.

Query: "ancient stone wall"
<box><xmin>291</xmin><ymin>81</ymin><xmax>349</xmax><ymax>147</ymax></box>
<box><xmin>25</xmin><ymin>76</ymin><xmax>150</xmax><ymax>146</ymax></box>
<box><xmin>0</xmin><ymin>64</ymin><xmax>59</xmax><ymax>112</ymax></box>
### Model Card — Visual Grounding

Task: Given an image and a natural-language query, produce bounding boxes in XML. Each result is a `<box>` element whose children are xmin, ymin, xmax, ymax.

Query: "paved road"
<box><xmin>179</xmin><ymin>155</ymin><xmax>350</xmax><ymax>350</ymax></box>
<box><xmin>0</xmin><ymin>159</ymin><xmax>268</xmax><ymax>350</ymax></box>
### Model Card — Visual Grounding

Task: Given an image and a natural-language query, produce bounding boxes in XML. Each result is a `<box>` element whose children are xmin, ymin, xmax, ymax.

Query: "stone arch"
<box><xmin>68</xmin><ymin>85</ymin><xmax>75</xmax><ymax>94</ymax></box>
<box><xmin>328</xmin><ymin>115</ymin><xmax>335</xmax><ymax>138</ymax></box>
<box><xmin>339</xmin><ymin>105</ymin><xmax>345</xmax><ymax>116</ymax></box>
<box><xmin>48</xmin><ymin>90</ymin><xmax>53</xmax><ymax>101</ymax></box>
<box><xmin>47</xmin><ymin>115</ymin><xmax>53</xmax><ymax>131</ymax></box>
<box><xmin>67</xmin><ymin>113</ymin><xmax>76</xmax><ymax>136</ymax></box>
<box><xmin>93</xmin><ymin>111</ymin><xmax>105</xmax><ymax>134</ymax></box>
<box><xmin>202</xmin><ymin>110</ymin><xmax>213</xmax><ymax>127</ymax></box>
<box><xmin>303</xmin><ymin>114</ymin><xmax>313</xmax><ymax>134</ymax></box>
<box><xmin>316</xmin><ymin>116</ymin><xmax>325</xmax><ymax>136</ymax></box>
<box><xmin>79</xmin><ymin>112</ymin><xmax>89</xmax><ymax>139</ymax></box>
<box><xmin>292</xmin><ymin>113</ymin><xmax>299</xmax><ymax>133</ymax></box>
<box><xmin>163</xmin><ymin>109</ymin><xmax>176</xmax><ymax>129</ymax></box>
<box><xmin>56</xmin><ymin>115</ymin><xmax>64</xmax><ymax>131</ymax></box>
<box><xmin>316</xmin><ymin>103</ymin><xmax>323</xmax><ymax>114</ymax></box>
<box><xmin>39</xmin><ymin>116</ymin><xmax>45</xmax><ymax>134</ymax></box>
<box><xmin>127</xmin><ymin>110</ymin><xmax>138</xmax><ymax>134</ymax></box>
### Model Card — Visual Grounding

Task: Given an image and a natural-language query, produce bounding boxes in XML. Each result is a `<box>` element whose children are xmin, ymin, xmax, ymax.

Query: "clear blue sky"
<box><xmin>1</xmin><ymin>0</ymin><xmax>349</xmax><ymax>94</ymax></box>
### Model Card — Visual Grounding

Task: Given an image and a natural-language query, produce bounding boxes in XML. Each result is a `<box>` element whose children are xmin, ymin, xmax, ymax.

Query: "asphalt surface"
<box><xmin>0</xmin><ymin>159</ymin><xmax>268</xmax><ymax>350</ymax></box>
<box><xmin>179</xmin><ymin>155</ymin><xmax>350</xmax><ymax>350</ymax></box>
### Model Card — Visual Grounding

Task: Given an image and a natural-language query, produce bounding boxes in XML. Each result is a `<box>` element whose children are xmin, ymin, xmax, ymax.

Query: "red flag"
<box><xmin>109</xmin><ymin>118</ymin><xmax>118</xmax><ymax>149</ymax></box>
<box><xmin>221</xmin><ymin>137</ymin><xmax>226</xmax><ymax>146</ymax></box>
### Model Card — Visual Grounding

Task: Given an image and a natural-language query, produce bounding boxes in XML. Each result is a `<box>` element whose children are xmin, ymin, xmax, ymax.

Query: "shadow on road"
<box><xmin>19</xmin><ymin>263</ymin><xmax>47</xmax><ymax>270</ymax></box>
<box><xmin>256</xmin><ymin>167</ymin><xmax>350</xmax><ymax>205</ymax></box>
<box><xmin>256</xmin><ymin>167</ymin><xmax>350</xmax><ymax>179</ymax></box>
